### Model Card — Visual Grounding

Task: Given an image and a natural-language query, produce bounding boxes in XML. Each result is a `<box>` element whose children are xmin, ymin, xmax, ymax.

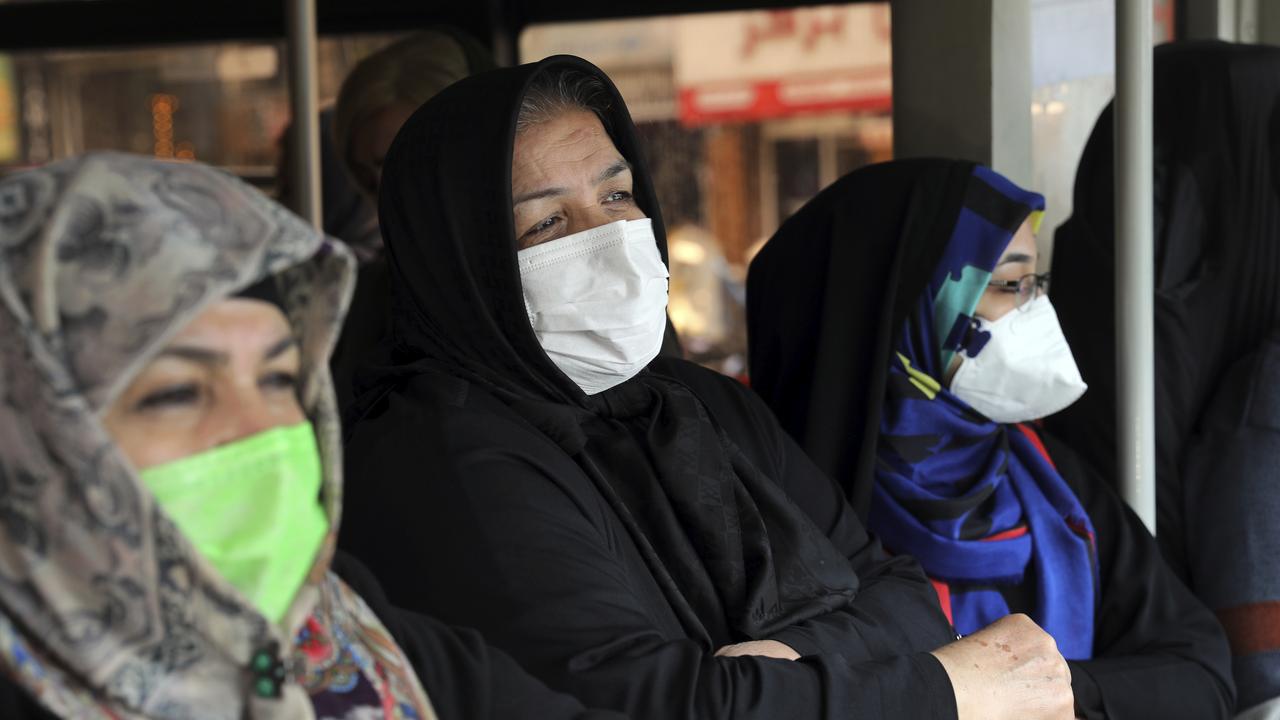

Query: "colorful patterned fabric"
<box><xmin>0</xmin><ymin>153</ymin><xmax>436</xmax><ymax>719</ymax></box>
<box><xmin>870</xmin><ymin>165</ymin><xmax>1100</xmax><ymax>659</ymax></box>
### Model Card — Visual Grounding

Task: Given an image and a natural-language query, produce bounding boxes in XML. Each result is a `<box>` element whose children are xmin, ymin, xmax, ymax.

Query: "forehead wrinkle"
<box><xmin>513</xmin><ymin>139</ymin><xmax>624</xmax><ymax>201</ymax></box>
<box><xmin>514</xmin><ymin>115</ymin><xmax>603</xmax><ymax>158</ymax></box>
<box><xmin>527</xmin><ymin>137</ymin><xmax>609</xmax><ymax>174</ymax></box>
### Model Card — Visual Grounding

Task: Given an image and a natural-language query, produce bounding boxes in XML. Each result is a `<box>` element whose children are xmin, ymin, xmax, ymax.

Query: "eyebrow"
<box><xmin>511</xmin><ymin>159</ymin><xmax>632</xmax><ymax>208</ymax></box>
<box><xmin>264</xmin><ymin>336</ymin><xmax>299</xmax><ymax>361</ymax></box>
<box><xmin>997</xmin><ymin>252</ymin><xmax>1035</xmax><ymax>266</ymax></box>
<box><xmin>156</xmin><ymin>346</ymin><xmax>227</xmax><ymax>366</ymax></box>
<box><xmin>595</xmin><ymin>159</ymin><xmax>632</xmax><ymax>186</ymax></box>
<box><xmin>156</xmin><ymin>335</ymin><xmax>296</xmax><ymax>367</ymax></box>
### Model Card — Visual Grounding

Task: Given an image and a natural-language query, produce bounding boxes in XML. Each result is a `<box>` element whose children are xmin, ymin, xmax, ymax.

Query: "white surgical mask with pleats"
<box><xmin>518</xmin><ymin>218</ymin><xmax>669</xmax><ymax>395</ymax></box>
<box><xmin>950</xmin><ymin>294</ymin><xmax>1088</xmax><ymax>424</ymax></box>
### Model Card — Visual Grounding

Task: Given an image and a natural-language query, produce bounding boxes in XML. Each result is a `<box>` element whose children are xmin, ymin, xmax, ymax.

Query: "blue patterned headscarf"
<box><xmin>870</xmin><ymin>166</ymin><xmax>1099</xmax><ymax>659</ymax></box>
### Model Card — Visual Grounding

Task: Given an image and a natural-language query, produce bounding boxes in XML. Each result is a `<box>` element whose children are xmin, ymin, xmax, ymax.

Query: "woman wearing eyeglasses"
<box><xmin>747</xmin><ymin>160</ymin><xmax>1234</xmax><ymax>720</ymax></box>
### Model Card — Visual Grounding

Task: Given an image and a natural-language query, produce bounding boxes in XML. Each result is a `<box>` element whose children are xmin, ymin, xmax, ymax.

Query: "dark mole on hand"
<box><xmin>977</xmin><ymin>640</ymin><xmax>989</xmax><ymax>647</ymax></box>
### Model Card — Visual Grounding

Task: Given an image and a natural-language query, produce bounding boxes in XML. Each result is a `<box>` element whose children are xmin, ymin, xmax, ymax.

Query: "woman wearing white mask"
<box><xmin>747</xmin><ymin>159</ymin><xmax>1234</xmax><ymax>720</ymax></box>
<box><xmin>341</xmin><ymin>56</ymin><xmax>1085</xmax><ymax>720</ymax></box>
<box><xmin>0</xmin><ymin>152</ymin><xmax>626</xmax><ymax>720</ymax></box>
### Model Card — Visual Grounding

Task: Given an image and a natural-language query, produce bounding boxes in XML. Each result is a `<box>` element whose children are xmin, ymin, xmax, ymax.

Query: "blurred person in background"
<box><xmin>327</xmin><ymin>29</ymin><xmax>496</xmax><ymax>415</ymax></box>
<box><xmin>0</xmin><ymin>152</ymin><xmax>624</xmax><ymax>720</ymax></box>
<box><xmin>748</xmin><ymin>159</ymin><xmax>1234</xmax><ymax>720</ymax></box>
<box><xmin>335</xmin><ymin>28</ymin><xmax>497</xmax><ymax>201</ymax></box>
<box><xmin>278</xmin><ymin>108</ymin><xmax>382</xmax><ymax>262</ymax></box>
<box><xmin>1047</xmin><ymin>41</ymin><xmax>1280</xmax><ymax>719</ymax></box>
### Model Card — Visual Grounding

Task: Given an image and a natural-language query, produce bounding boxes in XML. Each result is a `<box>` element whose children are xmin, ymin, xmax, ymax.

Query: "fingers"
<box><xmin>713</xmin><ymin>640</ymin><xmax>800</xmax><ymax>660</ymax></box>
<box><xmin>931</xmin><ymin>614</ymin><xmax>1075</xmax><ymax>720</ymax></box>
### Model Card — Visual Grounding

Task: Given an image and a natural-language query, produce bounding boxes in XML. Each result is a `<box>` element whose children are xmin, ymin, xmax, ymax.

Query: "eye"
<box><xmin>521</xmin><ymin>215</ymin><xmax>562</xmax><ymax>242</ymax></box>
<box><xmin>604</xmin><ymin>190</ymin><xmax>633</xmax><ymax>203</ymax></box>
<box><xmin>134</xmin><ymin>384</ymin><xmax>200</xmax><ymax>412</ymax></box>
<box><xmin>260</xmin><ymin>371</ymin><xmax>298</xmax><ymax>392</ymax></box>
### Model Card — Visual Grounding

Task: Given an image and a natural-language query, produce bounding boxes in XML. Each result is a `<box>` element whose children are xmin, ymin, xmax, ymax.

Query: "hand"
<box><xmin>714</xmin><ymin>639</ymin><xmax>801</xmax><ymax>660</ymax></box>
<box><xmin>930</xmin><ymin>614</ymin><xmax>1074</xmax><ymax>720</ymax></box>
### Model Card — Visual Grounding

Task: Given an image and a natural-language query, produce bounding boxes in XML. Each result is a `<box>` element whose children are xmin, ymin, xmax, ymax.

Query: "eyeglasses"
<box><xmin>987</xmin><ymin>272</ymin><xmax>1050</xmax><ymax>311</ymax></box>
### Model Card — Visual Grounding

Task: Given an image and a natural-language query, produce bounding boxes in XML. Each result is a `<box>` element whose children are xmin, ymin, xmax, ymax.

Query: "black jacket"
<box><xmin>341</xmin><ymin>357</ymin><xmax>957</xmax><ymax>719</ymax></box>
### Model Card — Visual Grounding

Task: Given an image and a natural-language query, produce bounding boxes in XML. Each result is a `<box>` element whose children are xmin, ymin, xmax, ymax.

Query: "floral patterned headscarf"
<box><xmin>0</xmin><ymin>152</ymin><xmax>435</xmax><ymax>719</ymax></box>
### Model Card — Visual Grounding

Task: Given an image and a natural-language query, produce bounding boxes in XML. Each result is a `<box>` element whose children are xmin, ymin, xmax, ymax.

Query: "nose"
<box><xmin>566</xmin><ymin>205</ymin><xmax>623</xmax><ymax>237</ymax></box>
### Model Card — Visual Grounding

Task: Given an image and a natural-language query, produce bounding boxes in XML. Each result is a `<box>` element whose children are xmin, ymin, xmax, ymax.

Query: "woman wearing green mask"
<box><xmin>0</xmin><ymin>152</ymin><xmax>623</xmax><ymax>720</ymax></box>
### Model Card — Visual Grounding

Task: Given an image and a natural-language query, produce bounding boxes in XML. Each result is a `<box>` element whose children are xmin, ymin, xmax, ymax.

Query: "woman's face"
<box><xmin>511</xmin><ymin>109</ymin><xmax>646</xmax><ymax>250</ymax></box>
<box><xmin>103</xmin><ymin>298</ymin><xmax>305</xmax><ymax>470</ymax></box>
<box><xmin>974</xmin><ymin>218</ymin><xmax>1038</xmax><ymax>323</ymax></box>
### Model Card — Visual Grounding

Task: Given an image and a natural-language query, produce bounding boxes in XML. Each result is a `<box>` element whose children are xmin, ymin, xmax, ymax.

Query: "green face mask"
<box><xmin>140</xmin><ymin>421</ymin><xmax>329</xmax><ymax>624</ymax></box>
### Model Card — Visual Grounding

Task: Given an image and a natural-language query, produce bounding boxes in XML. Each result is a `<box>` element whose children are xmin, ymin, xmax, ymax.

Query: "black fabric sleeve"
<box><xmin>765</xmin><ymin>422</ymin><xmax>961</xmax><ymax>662</ymax></box>
<box><xmin>331</xmin><ymin>551</ymin><xmax>624</xmax><ymax>720</ymax></box>
<box><xmin>653</xmin><ymin>360</ymin><xmax>961</xmax><ymax>663</ymax></box>
<box><xmin>342</xmin><ymin>387</ymin><xmax>957</xmax><ymax>720</ymax></box>
<box><xmin>1042</xmin><ymin>434</ymin><xmax>1236</xmax><ymax>720</ymax></box>
<box><xmin>0</xmin><ymin>675</ymin><xmax>54</xmax><ymax>720</ymax></box>
<box><xmin>446</xmin><ymin>433</ymin><xmax>951</xmax><ymax>719</ymax></box>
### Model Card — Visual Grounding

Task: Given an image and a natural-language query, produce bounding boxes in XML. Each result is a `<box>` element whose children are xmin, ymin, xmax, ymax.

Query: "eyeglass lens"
<box><xmin>1016</xmin><ymin>274</ymin><xmax>1048</xmax><ymax>310</ymax></box>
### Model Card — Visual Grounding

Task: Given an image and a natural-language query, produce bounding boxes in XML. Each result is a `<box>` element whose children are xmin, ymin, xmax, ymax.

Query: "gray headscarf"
<box><xmin>0</xmin><ymin>152</ymin><xmax>435</xmax><ymax>719</ymax></box>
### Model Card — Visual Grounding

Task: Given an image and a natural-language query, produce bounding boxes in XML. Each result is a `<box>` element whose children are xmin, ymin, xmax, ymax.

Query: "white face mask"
<box><xmin>518</xmin><ymin>218</ymin><xmax>669</xmax><ymax>395</ymax></box>
<box><xmin>949</xmin><ymin>294</ymin><xmax>1088</xmax><ymax>424</ymax></box>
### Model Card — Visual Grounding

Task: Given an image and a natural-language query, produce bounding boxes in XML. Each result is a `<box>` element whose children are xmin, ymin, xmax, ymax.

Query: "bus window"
<box><xmin>0</xmin><ymin>34</ymin><xmax>403</xmax><ymax>191</ymax></box>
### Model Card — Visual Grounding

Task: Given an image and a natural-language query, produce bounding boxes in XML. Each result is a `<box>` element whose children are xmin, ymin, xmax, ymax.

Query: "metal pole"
<box><xmin>487</xmin><ymin>0</ymin><xmax>517</xmax><ymax>67</ymax></box>
<box><xmin>286</xmin><ymin>0</ymin><xmax>321</xmax><ymax>228</ymax></box>
<box><xmin>1114</xmin><ymin>0</ymin><xmax>1156</xmax><ymax>533</ymax></box>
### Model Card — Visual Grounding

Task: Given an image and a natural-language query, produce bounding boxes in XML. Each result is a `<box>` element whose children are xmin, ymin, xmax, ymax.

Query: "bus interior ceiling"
<box><xmin>0</xmin><ymin>0</ymin><xmax>867</xmax><ymax>52</ymax></box>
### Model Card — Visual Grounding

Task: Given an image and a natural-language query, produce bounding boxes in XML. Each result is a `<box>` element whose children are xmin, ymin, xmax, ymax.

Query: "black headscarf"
<box><xmin>371</xmin><ymin>55</ymin><xmax>859</xmax><ymax>643</ymax></box>
<box><xmin>747</xmin><ymin>159</ymin><xmax>975</xmax><ymax>516</ymax></box>
<box><xmin>1044</xmin><ymin>42</ymin><xmax>1280</xmax><ymax>547</ymax></box>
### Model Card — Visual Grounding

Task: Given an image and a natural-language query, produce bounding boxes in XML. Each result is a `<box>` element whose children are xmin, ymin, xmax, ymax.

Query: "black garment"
<box><xmin>745</xmin><ymin>159</ymin><xmax>1234</xmax><ymax>719</ymax></box>
<box><xmin>0</xmin><ymin>552</ymin><xmax>621</xmax><ymax>720</ymax></box>
<box><xmin>1045</xmin><ymin>42</ymin><xmax>1280</xmax><ymax>570</ymax></box>
<box><xmin>332</xmin><ymin>553</ymin><xmax>625</xmax><ymax>720</ymax></box>
<box><xmin>1040</xmin><ymin>433</ymin><xmax>1234</xmax><ymax>720</ymax></box>
<box><xmin>746</xmin><ymin>160</ymin><xmax>966</xmax><ymax>516</ymax></box>
<box><xmin>333</xmin><ymin>257</ymin><xmax>393</xmax><ymax>419</ymax></box>
<box><xmin>0</xmin><ymin>675</ymin><xmax>48</xmax><ymax>719</ymax></box>
<box><xmin>342</xmin><ymin>358</ymin><xmax>956</xmax><ymax>719</ymax></box>
<box><xmin>341</xmin><ymin>55</ymin><xmax>957</xmax><ymax>718</ymax></box>
<box><xmin>277</xmin><ymin>109</ymin><xmax>382</xmax><ymax>259</ymax></box>
<box><xmin>1183</xmin><ymin>337</ymin><xmax>1280</xmax><ymax>710</ymax></box>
